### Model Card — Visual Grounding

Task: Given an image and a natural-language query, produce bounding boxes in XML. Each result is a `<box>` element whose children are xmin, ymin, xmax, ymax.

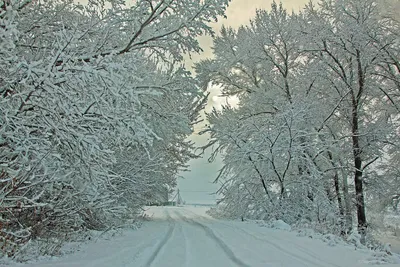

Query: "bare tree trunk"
<box><xmin>248</xmin><ymin>155</ymin><xmax>275</xmax><ymax>205</ymax></box>
<box><xmin>340</xmin><ymin>165</ymin><xmax>353</xmax><ymax>234</ymax></box>
<box><xmin>324</xmin><ymin>130</ymin><xmax>352</xmax><ymax>234</ymax></box>
<box><xmin>352</xmin><ymin>113</ymin><xmax>367</xmax><ymax>243</ymax></box>
<box><xmin>352</xmin><ymin>49</ymin><xmax>368</xmax><ymax>244</ymax></box>
<box><xmin>328</xmin><ymin>152</ymin><xmax>345</xmax><ymax>217</ymax></box>
<box><xmin>334</xmin><ymin>174</ymin><xmax>344</xmax><ymax>213</ymax></box>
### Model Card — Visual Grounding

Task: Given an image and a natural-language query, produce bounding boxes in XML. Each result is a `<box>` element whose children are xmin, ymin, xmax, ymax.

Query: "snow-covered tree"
<box><xmin>300</xmin><ymin>0</ymin><xmax>400</xmax><ymax>242</ymax></box>
<box><xmin>0</xmin><ymin>0</ymin><xmax>229</xmax><ymax>257</ymax></box>
<box><xmin>197</xmin><ymin>0</ymin><xmax>399</xmax><ymax>242</ymax></box>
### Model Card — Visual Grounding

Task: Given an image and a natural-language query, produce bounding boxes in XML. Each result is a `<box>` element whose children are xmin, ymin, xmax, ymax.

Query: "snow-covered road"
<box><xmin>12</xmin><ymin>206</ymin><xmax>400</xmax><ymax>267</ymax></box>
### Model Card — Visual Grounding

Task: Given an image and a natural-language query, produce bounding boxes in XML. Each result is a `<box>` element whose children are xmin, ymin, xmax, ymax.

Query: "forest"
<box><xmin>0</xmin><ymin>0</ymin><xmax>229</xmax><ymax>258</ymax></box>
<box><xmin>1</xmin><ymin>0</ymin><xmax>399</xmax><ymax>260</ymax></box>
<box><xmin>199</xmin><ymin>0</ymin><xmax>400</xmax><ymax>246</ymax></box>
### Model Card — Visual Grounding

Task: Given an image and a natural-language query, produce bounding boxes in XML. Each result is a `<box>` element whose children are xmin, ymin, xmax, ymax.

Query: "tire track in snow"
<box><xmin>228</xmin><ymin>223</ymin><xmax>342</xmax><ymax>267</ymax></box>
<box><xmin>122</xmin><ymin>233</ymin><xmax>163</xmax><ymax>267</ymax></box>
<box><xmin>181</xmin><ymin>208</ymin><xmax>341</xmax><ymax>267</ymax></box>
<box><xmin>214</xmin><ymin>220</ymin><xmax>339</xmax><ymax>267</ymax></box>
<box><xmin>143</xmin><ymin>210</ymin><xmax>176</xmax><ymax>267</ymax></box>
<box><xmin>179</xmin><ymin>222</ymin><xmax>190</xmax><ymax>267</ymax></box>
<box><xmin>83</xmin><ymin>223</ymin><xmax>166</xmax><ymax>267</ymax></box>
<box><xmin>265</xmin><ymin>232</ymin><xmax>344</xmax><ymax>267</ymax></box>
<box><xmin>174</xmin><ymin>210</ymin><xmax>251</xmax><ymax>267</ymax></box>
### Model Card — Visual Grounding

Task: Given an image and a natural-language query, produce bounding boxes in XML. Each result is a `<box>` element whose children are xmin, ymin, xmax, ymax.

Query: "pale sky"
<box><xmin>187</xmin><ymin>0</ymin><xmax>308</xmax><ymax>64</ymax></box>
<box><xmin>178</xmin><ymin>0</ymin><xmax>310</xmax><ymax>204</ymax></box>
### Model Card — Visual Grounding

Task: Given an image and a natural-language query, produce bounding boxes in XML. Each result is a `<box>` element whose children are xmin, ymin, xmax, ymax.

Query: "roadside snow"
<box><xmin>3</xmin><ymin>206</ymin><xmax>400</xmax><ymax>267</ymax></box>
<box><xmin>269</xmin><ymin>219</ymin><xmax>292</xmax><ymax>231</ymax></box>
<box><xmin>379</xmin><ymin>235</ymin><xmax>400</xmax><ymax>254</ymax></box>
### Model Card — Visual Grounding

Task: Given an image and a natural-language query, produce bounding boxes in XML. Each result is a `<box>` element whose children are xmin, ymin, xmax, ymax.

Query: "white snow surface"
<box><xmin>6</xmin><ymin>206</ymin><xmax>400</xmax><ymax>267</ymax></box>
<box><xmin>269</xmin><ymin>219</ymin><xmax>292</xmax><ymax>231</ymax></box>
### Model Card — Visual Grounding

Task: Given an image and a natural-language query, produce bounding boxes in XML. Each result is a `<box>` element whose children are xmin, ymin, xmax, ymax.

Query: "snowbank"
<box><xmin>270</xmin><ymin>219</ymin><xmax>292</xmax><ymax>231</ymax></box>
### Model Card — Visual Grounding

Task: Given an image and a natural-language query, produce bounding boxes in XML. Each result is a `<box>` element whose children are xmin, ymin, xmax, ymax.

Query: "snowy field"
<box><xmin>6</xmin><ymin>206</ymin><xmax>400</xmax><ymax>267</ymax></box>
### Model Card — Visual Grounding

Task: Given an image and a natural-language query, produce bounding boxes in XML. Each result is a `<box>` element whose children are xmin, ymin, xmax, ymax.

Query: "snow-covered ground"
<box><xmin>5</xmin><ymin>206</ymin><xmax>400</xmax><ymax>267</ymax></box>
<box><xmin>379</xmin><ymin>235</ymin><xmax>400</xmax><ymax>254</ymax></box>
